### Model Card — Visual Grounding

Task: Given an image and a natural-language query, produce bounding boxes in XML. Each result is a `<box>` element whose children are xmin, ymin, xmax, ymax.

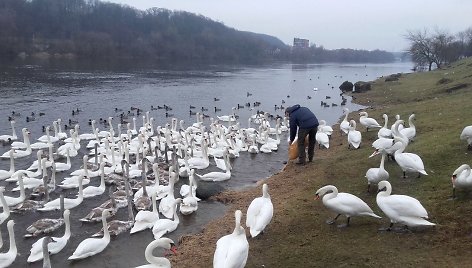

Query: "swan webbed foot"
<box><xmin>378</xmin><ymin>226</ymin><xmax>392</xmax><ymax>232</ymax></box>
<box><xmin>326</xmin><ymin>214</ymin><xmax>341</xmax><ymax>225</ymax></box>
<box><xmin>392</xmin><ymin>226</ymin><xmax>411</xmax><ymax>233</ymax></box>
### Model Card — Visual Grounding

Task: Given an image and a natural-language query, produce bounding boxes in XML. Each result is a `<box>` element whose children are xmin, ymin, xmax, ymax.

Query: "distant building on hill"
<box><xmin>293</xmin><ymin>38</ymin><xmax>309</xmax><ymax>49</ymax></box>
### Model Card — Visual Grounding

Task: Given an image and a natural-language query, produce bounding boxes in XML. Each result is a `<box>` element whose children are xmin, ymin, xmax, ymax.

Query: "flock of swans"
<box><xmin>316</xmin><ymin>108</ymin><xmax>472</xmax><ymax>232</ymax></box>
<box><xmin>0</xmin><ymin>108</ymin><xmax>283</xmax><ymax>267</ymax></box>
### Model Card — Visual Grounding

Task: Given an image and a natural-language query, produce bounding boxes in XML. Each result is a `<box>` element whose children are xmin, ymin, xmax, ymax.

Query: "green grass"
<box><xmin>245</xmin><ymin>58</ymin><xmax>472</xmax><ymax>267</ymax></box>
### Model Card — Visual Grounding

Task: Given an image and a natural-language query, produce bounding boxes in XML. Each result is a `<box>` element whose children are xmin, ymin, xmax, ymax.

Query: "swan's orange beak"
<box><xmin>314</xmin><ymin>194</ymin><xmax>320</xmax><ymax>200</ymax></box>
<box><xmin>368</xmin><ymin>150</ymin><xmax>380</xmax><ymax>158</ymax></box>
<box><xmin>170</xmin><ymin>246</ymin><xmax>178</xmax><ymax>254</ymax></box>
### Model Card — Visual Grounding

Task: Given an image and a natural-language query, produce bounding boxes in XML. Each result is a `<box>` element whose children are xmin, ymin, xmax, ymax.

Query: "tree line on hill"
<box><xmin>406</xmin><ymin>27</ymin><xmax>472</xmax><ymax>71</ymax></box>
<box><xmin>0</xmin><ymin>0</ymin><xmax>395</xmax><ymax>64</ymax></box>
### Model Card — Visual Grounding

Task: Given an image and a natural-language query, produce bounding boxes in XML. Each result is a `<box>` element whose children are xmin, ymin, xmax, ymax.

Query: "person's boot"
<box><xmin>295</xmin><ymin>159</ymin><xmax>305</xmax><ymax>165</ymax></box>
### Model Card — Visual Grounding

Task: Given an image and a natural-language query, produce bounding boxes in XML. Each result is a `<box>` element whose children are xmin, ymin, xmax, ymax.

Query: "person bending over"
<box><xmin>285</xmin><ymin>104</ymin><xmax>319</xmax><ymax>165</ymax></box>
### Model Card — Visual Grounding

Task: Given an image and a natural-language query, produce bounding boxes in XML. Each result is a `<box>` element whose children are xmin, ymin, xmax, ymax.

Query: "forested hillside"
<box><xmin>0</xmin><ymin>0</ymin><xmax>396</xmax><ymax>63</ymax></box>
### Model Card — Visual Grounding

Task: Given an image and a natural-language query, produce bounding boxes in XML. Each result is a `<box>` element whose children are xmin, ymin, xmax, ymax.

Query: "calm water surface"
<box><xmin>0</xmin><ymin>60</ymin><xmax>412</xmax><ymax>267</ymax></box>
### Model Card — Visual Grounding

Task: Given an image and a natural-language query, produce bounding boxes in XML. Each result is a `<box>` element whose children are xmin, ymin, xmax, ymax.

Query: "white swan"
<box><xmin>10</xmin><ymin>127</ymin><xmax>30</xmax><ymax>149</ymax></box>
<box><xmin>0</xmin><ymin>120</ymin><xmax>17</xmax><ymax>142</ymax></box>
<box><xmin>318</xmin><ymin>120</ymin><xmax>333</xmax><ymax>136</ymax></box>
<box><xmin>38</xmin><ymin>126</ymin><xmax>59</xmax><ymax>143</ymax></box>
<box><xmin>339</xmin><ymin>108</ymin><xmax>350</xmax><ymax>135</ymax></box>
<box><xmin>393</xmin><ymin>137</ymin><xmax>427</xmax><ymax>178</ymax></box>
<box><xmin>187</xmin><ymin>140</ymin><xmax>210</xmax><ymax>170</ymax></box>
<box><xmin>179</xmin><ymin>168</ymin><xmax>199</xmax><ymax>200</ymax></box>
<box><xmin>315</xmin><ymin>127</ymin><xmax>330</xmax><ymax>149</ymax></box>
<box><xmin>246</xmin><ymin>183</ymin><xmax>273</xmax><ymax>237</ymax></box>
<box><xmin>152</xmin><ymin>198</ymin><xmax>182</xmax><ymax>239</ymax></box>
<box><xmin>451</xmin><ymin>164</ymin><xmax>472</xmax><ymax>198</ymax></box>
<box><xmin>460</xmin><ymin>125</ymin><xmax>472</xmax><ymax>150</ymax></box>
<box><xmin>347</xmin><ymin>120</ymin><xmax>361</xmax><ymax>149</ymax></box>
<box><xmin>180</xmin><ymin>176</ymin><xmax>199</xmax><ymax>215</ymax></box>
<box><xmin>370</xmin><ymin>120</ymin><xmax>406</xmax><ymax>158</ymax></box>
<box><xmin>247</xmin><ymin>135</ymin><xmax>259</xmax><ymax>154</ymax></box>
<box><xmin>39</xmin><ymin>175</ymin><xmax>84</xmax><ymax>211</ymax></box>
<box><xmin>82</xmin><ymin>161</ymin><xmax>106</xmax><ymax>198</ymax></box>
<box><xmin>25</xmin><ymin>148</ymin><xmax>48</xmax><ymax>171</ymax></box>
<box><xmin>135</xmin><ymin>238</ymin><xmax>177</xmax><ymax>268</ymax></box>
<box><xmin>130</xmin><ymin>193</ymin><xmax>160</xmax><ymax>234</ymax></box>
<box><xmin>399</xmin><ymin>113</ymin><xmax>416</xmax><ymax>142</ymax></box>
<box><xmin>3</xmin><ymin>172</ymin><xmax>26</xmax><ymax>207</ymax></box>
<box><xmin>195</xmin><ymin>154</ymin><xmax>232</xmax><ymax>182</ymax></box>
<box><xmin>377</xmin><ymin>114</ymin><xmax>392</xmax><ymax>138</ymax></box>
<box><xmin>1</xmin><ymin>132</ymin><xmax>32</xmax><ymax>158</ymax></box>
<box><xmin>69</xmin><ymin>209</ymin><xmax>111</xmax><ymax>260</ymax></box>
<box><xmin>158</xmin><ymin>171</ymin><xmax>177</xmax><ymax>219</ymax></box>
<box><xmin>0</xmin><ymin>187</ymin><xmax>10</xmax><ymax>224</ymax></box>
<box><xmin>376</xmin><ymin>180</ymin><xmax>435</xmax><ymax>230</ymax></box>
<box><xmin>213</xmin><ymin>210</ymin><xmax>249</xmax><ymax>268</ymax></box>
<box><xmin>0</xmin><ymin>149</ymin><xmax>15</xmax><ymax>180</ymax></box>
<box><xmin>27</xmin><ymin>209</ymin><xmax>71</xmax><ymax>263</ymax></box>
<box><xmin>53</xmin><ymin>148</ymin><xmax>72</xmax><ymax>172</ymax></box>
<box><xmin>359</xmin><ymin>111</ymin><xmax>381</xmax><ymax>131</ymax></box>
<box><xmin>315</xmin><ymin>185</ymin><xmax>381</xmax><ymax>227</ymax></box>
<box><xmin>365</xmin><ymin>153</ymin><xmax>389</xmax><ymax>192</ymax></box>
<box><xmin>0</xmin><ymin>220</ymin><xmax>17</xmax><ymax>268</ymax></box>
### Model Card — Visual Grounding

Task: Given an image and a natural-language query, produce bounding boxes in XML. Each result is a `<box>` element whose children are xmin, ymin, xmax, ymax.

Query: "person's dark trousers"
<box><xmin>297</xmin><ymin>126</ymin><xmax>318</xmax><ymax>163</ymax></box>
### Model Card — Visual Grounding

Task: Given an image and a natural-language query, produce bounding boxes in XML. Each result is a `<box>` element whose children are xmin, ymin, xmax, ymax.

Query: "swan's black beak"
<box><xmin>377</xmin><ymin>186</ymin><xmax>387</xmax><ymax>193</ymax></box>
<box><xmin>451</xmin><ymin>175</ymin><xmax>457</xmax><ymax>184</ymax></box>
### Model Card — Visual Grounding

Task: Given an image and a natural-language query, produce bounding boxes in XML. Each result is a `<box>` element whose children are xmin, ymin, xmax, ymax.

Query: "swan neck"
<box><xmin>9</xmin><ymin>151</ymin><xmax>15</xmax><ymax>172</ymax></box>
<box><xmin>383</xmin><ymin>115</ymin><xmax>388</xmax><ymax>128</ymax></box>
<box><xmin>173</xmin><ymin>203</ymin><xmax>179</xmax><ymax>223</ymax></box>
<box><xmin>8</xmin><ymin>223</ymin><xmax>16</xmax><ymax>254</ymax></box>
<box><xmin>102</xmin><ymin>213</ymin><xmax>110</xmax><ymax>240</ymax></box>
<box><xmin>64</xmin><ymin>212</ymin><xmax>71</xmax><ymax>238</ymax></box>
<box><xmin>380</xmin><ymin>154</ymin><xmax>386</xmax><ymax>169</ymax></box>
<box><xmin>145</xmin><ymin>243</ymin><xmax>168</xmax><ymax>266</ymax></box>
<box><xmin>19</xmin><ymin>176</ymin><xmax>25</xmax><ymax>198</ymax></box>
<box><xmin>0</xmin><ymin>191</ymin><xmax>9</xmax><ymax>213</ymax></box>
<box><xmin>42</xmin><ymin>239</ymin><xmax>51</xmax><ymax>268</ymax></box>
<box><xmin>152</xmin><ymin>194</ymin><xmax>158</xmax><ymax>213</ymax></box>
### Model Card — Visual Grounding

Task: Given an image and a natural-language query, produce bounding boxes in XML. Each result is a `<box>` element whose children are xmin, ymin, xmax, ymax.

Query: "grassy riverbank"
<box><xmin>171</xmin><ymin>58</ymin><xmax>472</xmax><ymax>267</ymax></box>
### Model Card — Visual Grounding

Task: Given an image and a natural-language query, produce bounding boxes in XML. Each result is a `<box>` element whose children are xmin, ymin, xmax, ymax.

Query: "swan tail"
<box><xmin>401</xmin><ymin>216</ymin><xmax>436</xmax><ymax>227</ymax></box>
<box><xmin>420</xmin><ymin>170</ymin><xmax>428</xmax><ymax>175</ymax></box>
<box><xmin>365</xmin><ymin>212</ymin><xmax>382</xmax><ymax>219</ymax></box>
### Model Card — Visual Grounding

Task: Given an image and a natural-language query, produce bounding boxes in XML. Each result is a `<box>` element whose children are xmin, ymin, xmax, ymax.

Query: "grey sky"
<box><xmin>106</xmin><ymin>0</ymin><xmax>471</xmax><ymax>52</ymax></box>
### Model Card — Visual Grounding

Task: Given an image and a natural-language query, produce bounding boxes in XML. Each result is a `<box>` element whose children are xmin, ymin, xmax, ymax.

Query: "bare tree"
<box><xmin>405</xmin><ymin>29</ymin><xmax>458</xmax><ymax>71</ymax></box>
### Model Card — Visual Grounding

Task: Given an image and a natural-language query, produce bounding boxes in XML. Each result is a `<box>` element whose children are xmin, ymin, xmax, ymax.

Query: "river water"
<box><xmin>0</xmin><ymin>60</ymin><xmax>412</xmax><ymax>267</ymax></box>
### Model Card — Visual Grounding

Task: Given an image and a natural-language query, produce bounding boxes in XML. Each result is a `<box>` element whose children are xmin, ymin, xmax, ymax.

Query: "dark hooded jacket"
<box><xmin>286</xmin><ymin>104</ymin><xmax>319</xmax><ymax>142</ymax></box>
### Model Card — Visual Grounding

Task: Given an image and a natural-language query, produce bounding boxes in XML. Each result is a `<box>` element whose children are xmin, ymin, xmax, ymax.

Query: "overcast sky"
<box><xmin>106</xmin><ymin>0</ymin><xmax>471</xmax><ymax>52</ymax></box>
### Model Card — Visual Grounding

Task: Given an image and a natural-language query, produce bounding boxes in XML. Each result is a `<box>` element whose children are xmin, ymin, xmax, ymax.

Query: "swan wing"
<box><xmin>69</xmin><ymin>238</ymin><xmax>107</xmax><ymax>260</ymax></box>
<box><xmin>378</xmin><ymin>195</ymin><xmax>428</xmax><ymax>219</ymax></box>
<box><xmin>325</xmin><ymin>193</ymin><xmax>374</xmax><ymax>216</ymax></box>
<box><xmin>246</xmin><ymin>197</ymin><xmax>264</xmax><ymax>228</ymax></box>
